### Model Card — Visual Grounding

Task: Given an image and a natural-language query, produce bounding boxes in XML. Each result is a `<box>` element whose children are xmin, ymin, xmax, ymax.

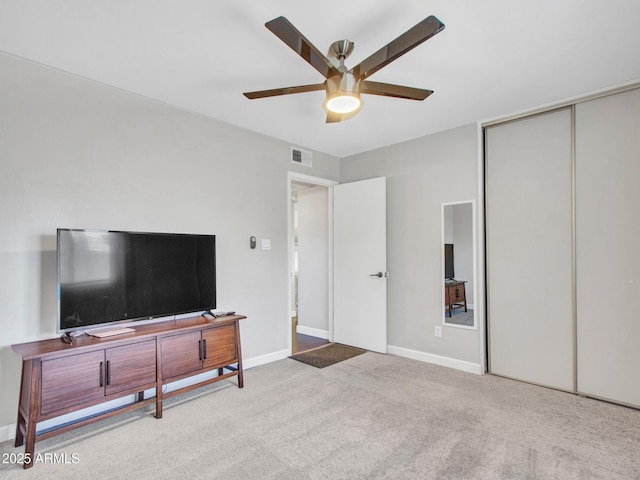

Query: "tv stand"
<box><xmin>12</xmin><ymin>314</ymin><xmax>245</xmax><ymax>469</ymax></box>
<box><xmin>445</xmin><ymin>280</ymin><xmax>467</xmax><ymax>317</ymax></box>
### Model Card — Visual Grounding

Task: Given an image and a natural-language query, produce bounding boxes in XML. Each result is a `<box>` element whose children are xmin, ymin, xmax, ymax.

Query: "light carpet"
<box><xmin>1</xmin><ymin>352</ymin><xmax>639</xmax><ymax>479</ymax></box>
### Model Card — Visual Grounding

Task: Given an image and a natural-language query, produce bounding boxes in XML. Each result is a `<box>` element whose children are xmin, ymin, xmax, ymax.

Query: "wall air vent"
<box><xmin>291</xmin><ymin>147</ymin><xmax>312</xmax><ymax>167</ymax></box>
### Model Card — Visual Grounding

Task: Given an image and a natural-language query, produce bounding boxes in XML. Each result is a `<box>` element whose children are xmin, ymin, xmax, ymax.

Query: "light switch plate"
<box><xmin>261</xmin><ymin>239</ymin><xmax>271</xmax><ymax>250</ymax></box>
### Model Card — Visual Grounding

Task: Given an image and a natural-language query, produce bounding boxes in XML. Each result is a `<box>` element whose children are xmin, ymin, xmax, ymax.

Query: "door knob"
<box><xmin>369</xmin><ymin>272</ymin><xmax>388</xmax><ymax>278</ymax></box>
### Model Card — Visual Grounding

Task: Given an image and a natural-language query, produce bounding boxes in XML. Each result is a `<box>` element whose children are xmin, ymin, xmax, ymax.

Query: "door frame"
<box><xmin>287</xmin><ymin>172</ymin><xmax>338</xmax><ymax>355</ymax></box>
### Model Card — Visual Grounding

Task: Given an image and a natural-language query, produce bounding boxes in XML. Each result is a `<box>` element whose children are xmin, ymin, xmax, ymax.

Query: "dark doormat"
<box><xmin>289</xmin><ymin>343</ymin><xmax>367</xmax><ymax>368</ymax></box>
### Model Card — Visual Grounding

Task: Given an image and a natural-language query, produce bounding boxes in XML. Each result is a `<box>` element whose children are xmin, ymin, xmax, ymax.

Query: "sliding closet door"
<box><xmin>486</xmin><ymin>108</ymin><xmax>574</xmax><ymax>390</ymax></box>
<box><xmin>575</xmin><ymin>88</ymin><xmax>640</xmax><ymax>407</ymax></box>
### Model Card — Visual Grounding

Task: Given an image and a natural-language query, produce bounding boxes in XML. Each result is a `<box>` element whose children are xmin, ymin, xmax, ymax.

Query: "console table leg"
<box><xmin>155</xmin><ymin>396</ymin><xmax>163</xmax><ymax>419</ymax></box>
<box><xmin>24</xmin><ymin>422</ymin><xmax>36</xmax><ymax>469</ymax></box>
<box><xmin>23</xmin><ymin>360</ymin><xmax>41</xmax><ymax>469</ymax></box>
<box><xmin>14</xmin><ymin>362</ymin><xmax>27</xmax><ymax>448</ymax></box>
<box><xmin>235</xmin><ymin>321</ymin><xmax>244</xmax><ymax>388</ymax></box>
<box><xmin>155</xmin><ymin>341</ymin><xmax>163</xmax><ymax>419</ymax></box>
<box><xmin>14</xmin><ymin>411</ymin><xmax>25</xmax><ymax>447</ymax></box>
<box><xmin>463</xmin><ymin>283</ymin><xmax>468</xmax><ymax>312</ymax></box>
<box><xmin>155</xmin><ymin>380</ymin><xmax>163</xmax><ymax>419</ymax></box>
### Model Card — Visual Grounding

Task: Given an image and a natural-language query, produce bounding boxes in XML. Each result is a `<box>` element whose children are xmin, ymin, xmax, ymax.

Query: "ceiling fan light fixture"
<box><xmin>323</xmin><ymin>72</ymin><xmax>363</xmax><ymax>115</ymax></box>
<box><xmin>326</xmin><ymin>92</ymin><xmax>361</xmax><ymax>114</ymax></box>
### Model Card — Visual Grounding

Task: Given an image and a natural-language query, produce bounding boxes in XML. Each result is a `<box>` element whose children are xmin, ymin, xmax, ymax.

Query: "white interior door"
<box><xmin>333</xmin><ymin>177</ymin><xmax>387</xmax><ymax>353</ymax></box>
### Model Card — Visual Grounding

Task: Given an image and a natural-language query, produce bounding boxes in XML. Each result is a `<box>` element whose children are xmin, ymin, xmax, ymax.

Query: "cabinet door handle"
<box><xmin>99</xmin><ymin>361</ymin><xmax>104</xmax><ymax>387</ymax></box>
<box><xmin>203</xmin><ymin>339</ymin><xmax>207</xmax><ymax>360</ymax></box>
<box><xmin>106</xmin><ymin>360</ymin><xmax>111</xmax><ymax>386</ymax></box>
<box><xmin>198</xmin><ymin>339</ymin><xmax>202</xmax><ymax>361</ymax></box>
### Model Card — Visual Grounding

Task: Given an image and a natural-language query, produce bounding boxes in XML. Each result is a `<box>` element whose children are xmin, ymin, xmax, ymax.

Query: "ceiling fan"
<box><xmin>243</xmin><ymin>15</ymin><xmax>445</xmax><ymax>123</ymax></box>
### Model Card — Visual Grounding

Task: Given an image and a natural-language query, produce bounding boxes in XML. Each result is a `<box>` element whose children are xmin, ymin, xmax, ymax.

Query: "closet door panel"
<box><xmin>486</xmin><ymin>108</ymin><xmax>574</xmax><ymax>390</ymax></box>
<box><xmin>575</xmin><ymin>88</ymin><xmax>640</xmax><ymax>407</ymax></box>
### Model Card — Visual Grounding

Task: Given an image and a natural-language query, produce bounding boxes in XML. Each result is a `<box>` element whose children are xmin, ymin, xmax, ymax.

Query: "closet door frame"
<box><xmin>482</xmin><ymin>81</ymin><xmax>640</xmax><ymax>408</ymax></box>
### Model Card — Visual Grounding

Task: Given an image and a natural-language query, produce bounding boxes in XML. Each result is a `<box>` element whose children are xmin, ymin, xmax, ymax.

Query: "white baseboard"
<box><xmin>243</xmin><ymin>348</ymin><xmax>289</xmax><ymax>369</ymax></box>
<box><xmin>0</xmin><ymin>423</ymin><xmax>14</xmax><ymax>444</ymax></box>
<box><xmin>295</xmin><ymin>325</ymin><xmax>330</xmax><ymax>340</ymax></box>
<box><xmin>388</xmin><ymin>344</ymin><xmax>482</xmax><ymax>375</ymax></box>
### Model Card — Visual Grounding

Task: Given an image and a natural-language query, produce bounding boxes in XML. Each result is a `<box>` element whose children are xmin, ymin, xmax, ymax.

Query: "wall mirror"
<box><xmin>442</xmin><ymin>201</ymin><xmax>476</xmax><ymax>329</ymax></box>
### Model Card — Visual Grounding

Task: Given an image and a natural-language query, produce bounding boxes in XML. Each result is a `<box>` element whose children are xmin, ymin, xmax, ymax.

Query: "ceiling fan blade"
<box><xmin>266</xmin><ymin>16</ymin><xmax>341</xmax><ymax>79</ymax></box>
<box><xmin>243</xmin><ymin>83</ymin><xmax>326</xmax><ymax>99</ymax></box>
<box><xmin>361</xmin><ymin>81</ymin><xmax>433</xmax><ymax>100</ymax></box>
<box><xmin>351</xmin><ymin>15</ymin><xmax>445</xmax><ymax>80</ymax></box>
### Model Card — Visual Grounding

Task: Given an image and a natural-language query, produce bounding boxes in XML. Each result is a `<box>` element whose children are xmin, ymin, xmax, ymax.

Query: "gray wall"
<box><xmin>340</xmin><ymin>124</ymin><xmax>481</xmax><ymax>365</ymax></box>
<box><xmin>0</xmin><ymin>53</ymin><xmax>339</xmax><ymax>430</ymax></box>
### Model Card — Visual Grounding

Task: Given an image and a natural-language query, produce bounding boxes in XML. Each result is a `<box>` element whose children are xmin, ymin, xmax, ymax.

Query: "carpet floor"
<box><xmin>1</xmin><ymin>352</ymin><xmax>639</xmax><ymax>479</ymax></box>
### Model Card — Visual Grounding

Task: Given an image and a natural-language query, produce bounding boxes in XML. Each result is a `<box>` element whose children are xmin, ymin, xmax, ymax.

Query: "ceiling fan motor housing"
<box><xmin>330</xmin><ymin>40</ymin><xmax>355</xmax><ymax>62</ymax></box>
<box><xmin>325</xmin><ymin>73</ymin><xmax>359</xmax><ymax>97</ymax></box>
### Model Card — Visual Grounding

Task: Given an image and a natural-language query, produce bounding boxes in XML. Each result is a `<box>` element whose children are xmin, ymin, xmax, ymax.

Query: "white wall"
<box><xmin>0</xmin><ymin>53</ymin><xmax>340</xmax><ymax>431</ymax></box>
<box><xmin>296</xmin><ymin>186</ymin><xmax>329</xmax><ymax>335</ymax></box>
<box><xmin>340</xmin><ymin>124</ymin><xmax>481</xmax><ymax>367</ymax></box>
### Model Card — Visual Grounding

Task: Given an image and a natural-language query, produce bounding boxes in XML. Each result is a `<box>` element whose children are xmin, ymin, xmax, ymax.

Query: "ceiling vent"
<box><xmin>291</xmin><ymin>147</ymin><xmax>312</xmax><ymax>167</ymax></box>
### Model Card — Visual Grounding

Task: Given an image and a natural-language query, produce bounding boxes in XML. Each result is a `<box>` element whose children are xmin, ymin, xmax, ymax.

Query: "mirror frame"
<box><xmin>441</xmin><ymin>200</ymin><xmax>477</xmax><ymax>330</ymax></box>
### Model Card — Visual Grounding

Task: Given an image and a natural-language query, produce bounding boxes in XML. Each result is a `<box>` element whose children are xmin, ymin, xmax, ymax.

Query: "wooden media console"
<box><xmin>12</xmin><ymin>314</ymin><xmax>245</xmax><ymax>469</ymax></box>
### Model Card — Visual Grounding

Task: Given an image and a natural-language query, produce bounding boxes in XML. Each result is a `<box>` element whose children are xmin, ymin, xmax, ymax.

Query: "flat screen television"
<box><xmin>57</xmin><ymin>229</ymin><xmax>216</xmax><ymax>333</ymax></box>
<box><xmin>444</xmin><ymin>243</ymin><xmax>454</xmax><ymax>280</ymax></box>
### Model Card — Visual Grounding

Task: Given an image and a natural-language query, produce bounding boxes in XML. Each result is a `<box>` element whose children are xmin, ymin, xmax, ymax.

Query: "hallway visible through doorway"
<box><xmin>291</xmin><ymin>316</ymin><xmax>329</xmax><ymax>354</ymax></box>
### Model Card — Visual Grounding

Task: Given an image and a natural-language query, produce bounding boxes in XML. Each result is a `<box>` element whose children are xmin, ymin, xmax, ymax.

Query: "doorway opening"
<box><xmin>287</xmin><ymin>173</ymin><xmax>337</xmax><ymax>355</ymax></box>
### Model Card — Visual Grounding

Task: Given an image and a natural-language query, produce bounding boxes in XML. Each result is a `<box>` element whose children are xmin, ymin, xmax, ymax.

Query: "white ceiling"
<box><xmin>2</xmin><ymin>1</ymin><xmax>640</xmax><ymax>158</ymax></box>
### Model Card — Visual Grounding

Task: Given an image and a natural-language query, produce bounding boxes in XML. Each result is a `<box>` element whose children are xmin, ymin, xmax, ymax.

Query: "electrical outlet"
<box><xmin>435</xmin><ymin>326</ymin><xmax>442</xmax><ymax>338</ymax></box>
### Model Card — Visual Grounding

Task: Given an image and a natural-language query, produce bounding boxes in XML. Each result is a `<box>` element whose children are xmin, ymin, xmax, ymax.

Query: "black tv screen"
<box><xmin>57</xmin><ymin>229</ymin><xmax>216</xmax><ymax>332</ymax></box>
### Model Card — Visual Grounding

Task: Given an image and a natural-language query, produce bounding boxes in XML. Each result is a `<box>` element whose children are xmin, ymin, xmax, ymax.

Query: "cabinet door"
<box><xmin>202</xmin><ymin>325</ymin><xmax>237</xmax><ymax>369</ymax></box>
<box><xmin>41</xmin><ymin>350</ymin><xmax>105</xmax><ymax>416</ymax></box>
<box><xmin>161</xmin><ymin>331</ymin><xmax>202</xmax><ymax>380</ymax></box>
<box><xmin>452</xmin><ymin>285</ymin><xmax>463</xmax><ymax>302</ymax></box>
<box><xmin>105</xmin><ymin>340</ymin><xmax>157</xmax><ymax>396</ymax></box>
